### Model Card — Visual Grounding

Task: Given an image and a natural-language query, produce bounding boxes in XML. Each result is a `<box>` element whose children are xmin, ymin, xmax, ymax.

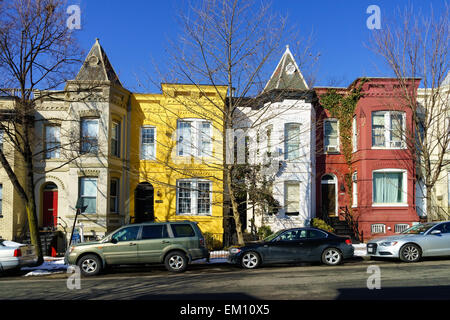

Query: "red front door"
<box><xmin>43</xmin><ymin>190</ymin><xmax>58</xmax><ymax>228</ymax></box>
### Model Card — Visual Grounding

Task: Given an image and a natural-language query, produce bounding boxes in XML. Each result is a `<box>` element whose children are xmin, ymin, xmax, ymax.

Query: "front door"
<box><xmin>43</xmin><ymin>183</ymin><xmax>58</xmax><ymax>228</ymax></box>
<box><xmin>134</xmin><ymin>183</ymin><xmax>155</xmax><ymax>223</ymax></box>
<box><xmin>321</xmin><ymin>175</ymin><xmax>337</xmax><ymax>217</ymax></box>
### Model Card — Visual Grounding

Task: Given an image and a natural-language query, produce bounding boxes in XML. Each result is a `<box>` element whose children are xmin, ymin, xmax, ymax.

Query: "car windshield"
<box><xmin>264</xmin><ymin>230</ymin><xmax>284</xmax><ymax>242</ymax></box>
<box><xmin>401</xmin><ymin>223</ymin><xmax>436</xmax><ymax>234</ymax></box>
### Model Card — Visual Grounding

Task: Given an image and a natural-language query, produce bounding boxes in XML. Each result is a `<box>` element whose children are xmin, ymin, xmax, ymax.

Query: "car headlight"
<box><xmin>229</xmin><ymin>247</ymin><xmax>242</xmax><ymax>254</ymax></box>
<box><xmin>380</xmin><ymin>241</ymin><xmax>398</xmax><ymax>247</ymax></box>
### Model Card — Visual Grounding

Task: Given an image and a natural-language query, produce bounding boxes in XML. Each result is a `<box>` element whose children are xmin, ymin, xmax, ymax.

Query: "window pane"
<box><xmin>141</xmin><ymin>225</ymin><xmax>165</xmax><ymax>239</ymax></box>
<box><xmin>177</xmin><ymin>181</ymin><xmax>191</xmax><ymax>214</ymax></box>
<box><xmin>390</xmin><ymin>113</ymin><xmax>404</xmax><ymax>144</ymax></box>
<box><xmin>81</xmin><ymin>119</ymin><xmax>99</xmax><ymax>153</ymax></box>
<box><xmin>45</xmin><ymin>126</ymin><xmax>61</xmax><ymax>159</ymax></box>
<box><xmin>141</xmin><ymin>127</ymin><xmax>155</xmax><ymax>160</ymax></box>
<box><xmin>285</xmin><ymin>123</ymin><xmax>300</xmax><ymax>160</ymax></box>
<box><xmin>372</xmin><ymin>112</ymin><xmax>386</xmax><ymax>147</ymax></box>
<box><xmin>80</xmin><ymin>178</ymin><xmax>97</xmax><ymax>213</ymax></box>
<box><xmin>171</xmin><ymin>224</ymin><xmax>195</xmax><ymax>238</ymax></box>
<box><xmin>111</xmin><ymin>122</ymin><xmax>120</xmax><ymax>157</ymax></box>
<box><xmin>324</xmin><ymin>120</ymin><xmax>338</xmax><ymax>148</ymax></box>
<box><xmin>177</xmin><ymin>121</ymin><xmax>191</xmax><ymax>156</ymax></box>
<box><xmin>197</xmin><ymin>182</ymin><xmax>211</xmax><ymax>214</ymax></box>
<box><xmin>285</xmin><ymin>182</ymin><xmax>300</xmax><ymax>214</ymax></box>
<box><xmin>200</xmin><ymin>122</ymin><xmax>212</xmax><ymax>156</ymax></box>
<box><xmin>111</xmin><ymin>226</ymin><xmax>140</xmax><ymax>242</ymax></box>
<box><xmin>373</xmin><ymin>172</ymin><xmax>403</xmax><ymax>203</ymax></box>
<box><xmin>110</xmin><ymin>179</ymin><xmax>119</xmax><ymax>213</ymax></box>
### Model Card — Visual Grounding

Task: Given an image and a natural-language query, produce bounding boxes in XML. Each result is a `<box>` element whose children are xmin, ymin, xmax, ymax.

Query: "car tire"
<box><xmin>399</xmin><ymin>243</ymin><xmax>421</xmax><ymax>263</ymax></box>
<box><xmin>77</xmin><ymin>254</ymin><xmax>102</xmax><ymax>276</ymax></box>
<box><xmin>164</xmin><ymin>251</ymin><xmax>188</xmax><ymax>273</ymax></box>
<box><xmin>322</xmin><ymin>247</ymin><xmax>343</xmax><ymax>266</ymax></box>
<box><xmin>241</xmin><ymin>251</ymin><xmax>260</xmax><ymax>269</ymax></box>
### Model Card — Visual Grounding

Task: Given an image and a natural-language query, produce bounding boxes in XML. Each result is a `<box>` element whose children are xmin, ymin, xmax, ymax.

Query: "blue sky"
<box><xmin>70</xmin><ymin>0</ymin><xmax>445</xmax><ymax>92</ymax></box>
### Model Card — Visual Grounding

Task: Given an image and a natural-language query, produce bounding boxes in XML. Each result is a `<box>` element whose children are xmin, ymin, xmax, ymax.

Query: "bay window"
<box><xmin>80</xmin><ymin>118</ymin><xmax>99</xmax><ymax>154</ymax></box>
<box><xmin>372</xmin><ymin>169</ymin><xmax>407</xmax><ymax>206</ymax></box>
<box><xmin>372</xmin><ymin>111</ymin><xmax>406</xmax><ymax>148</ymax></box>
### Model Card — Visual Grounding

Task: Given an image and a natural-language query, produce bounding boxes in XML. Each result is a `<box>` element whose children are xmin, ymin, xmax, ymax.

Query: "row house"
<box><xmin>416</xmin><ymin>72</ymin><xmax>450</xmax><ymax>220</ymax></box>
<box><xmin>235</xmin><ymin>47</ymin><xmax>316</xmax><ymax>233</ymax></box>
<box><xmin>130</xmin><ymin>84</ymin><xmax>227</xmax><ymax>246</ymax></box>
<box><xmin>315</xmin><ymin>78</ymin><xmax>421</xmax><ymax>240</ymax></box>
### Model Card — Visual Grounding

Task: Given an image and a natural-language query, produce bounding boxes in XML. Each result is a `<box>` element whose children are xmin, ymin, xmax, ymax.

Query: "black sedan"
<box><xmin>228</xmin><ymin>227</ymin><xmax>354</xmax><ymax>269</ymax></box>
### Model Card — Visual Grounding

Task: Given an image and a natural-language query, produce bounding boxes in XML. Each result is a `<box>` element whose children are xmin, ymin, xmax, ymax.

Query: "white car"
<box><xmin>0</xmin><ymin>239</ymin><xmax>38</xmax><ymax>272</ymax></box>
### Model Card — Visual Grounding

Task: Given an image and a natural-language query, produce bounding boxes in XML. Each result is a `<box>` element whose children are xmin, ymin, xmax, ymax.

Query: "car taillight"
<box><xmin>14</xmin><ymin>248</ymin><xmax>22</xmax><ymax>257</ymax></box>
<box><xmin>345</xmin><ymin>239</ymin><xmax>352</xmax><ymax>245</ymax></box>
<box><xmin>199</xmin><ymin>239</ymin><xmax>205</xmax><ymax>247</ymax></box>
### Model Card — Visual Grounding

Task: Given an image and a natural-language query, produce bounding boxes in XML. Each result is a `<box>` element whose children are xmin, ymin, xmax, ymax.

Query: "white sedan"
<box><xmin>0</xmin><ymin>239</ymin><xmax>38</xmax><ymax>272</ymax></box>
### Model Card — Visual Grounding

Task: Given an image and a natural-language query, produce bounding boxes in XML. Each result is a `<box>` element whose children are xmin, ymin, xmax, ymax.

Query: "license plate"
<box><xmin>367</xmin><ymin>248</ymin><xmax>374</xmax><ymax>253</ymax></box>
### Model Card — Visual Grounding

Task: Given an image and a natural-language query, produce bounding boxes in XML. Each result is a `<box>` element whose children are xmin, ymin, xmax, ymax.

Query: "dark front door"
<box><xmin>321</xmin><ymin>182</ymin><xmax>336</xmax><ymax>217</ymax></box>
<box><xmin>43</xmin><ymin>183</ymin><xmax>58</xmax><ymax>228</ymax></box>
<box><xmin>134</xmin><ymin>183</ymin><xmax>154</xmax><ymax>223</ymax></box>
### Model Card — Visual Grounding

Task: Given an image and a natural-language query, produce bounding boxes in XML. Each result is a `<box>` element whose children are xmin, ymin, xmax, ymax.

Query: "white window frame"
<box><xmin>372</xmin><ymin>169</ymin><xmax>408</xmax><ymax>207</ymax></box>
<box><xmin>176</xmin><ymin>179</ymin><xmax>212</xmax><ymax>216</ymax></box>
<box><xmin>177</xmin><ymin>119</ymin><xmax>212</xmax><ymax>157</ymax></box>
<box><xmin>140</xmin><ymin>126</ymin><xmax>156</xmax><ymax>160</ymax></box>
<box><xmin>284</xmin><ymin>180</ymin><xmax>300</xmax><ymax>215</ymax></box>
<box><xmin>44</xmin><ymin>125</ymin><xmax>61</xmax><ymax>159</ymax></box>
<box><xmin>324</xmin><ymin>118</ymin><xmax>339</xmax><ymax>153</ymax></box>
<box><xmin>79</xmin><ymin>177</ymin><xmax>98</xmax><ymax>214</ymax></box>
<box><xmin>352</xmin><ymin>116</ymin><xmax>357</xmax><ymax>152</ymax></box>
<box><xmin>111</xmin><ymin>121</ymin><xmax>121</xmax><ymax>158</ymax></box>
<box><xmin>80</xmin><ymin>118</ymin><xmax>99</xmax><ymax>154</ymax></box>
<box><xmin>352</xmin><ymin>172</ymin><xmax>357</xmax><ymax>208</ymax></box>
<box><xmin>371</xmin><ymin>111</ymin><xmax>406</xmax><ymax>149</ymax></box>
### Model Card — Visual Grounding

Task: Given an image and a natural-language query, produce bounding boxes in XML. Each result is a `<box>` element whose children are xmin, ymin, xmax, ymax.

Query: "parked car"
<box><xmin>228</xmin><ymin>227</ymin><xmax>354</xmax><ymax>269</ymax></box>
<box><xmin>65</xmin><ymin>221</ymin><xmax>209</xmax><ymax>276</ymax></box>
<box><xmin>0</xmin><ymin>239</ymin><xmax>37</xmax><ymax>272</ymax></box>
<box><xmin>367</xmin><ymin>221</ymin><xmax>450</xmax><ymax>262</ymax></box>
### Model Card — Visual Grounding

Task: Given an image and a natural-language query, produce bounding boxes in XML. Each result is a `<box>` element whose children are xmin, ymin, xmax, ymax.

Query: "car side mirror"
<box><xmin>431</xmin><ymin>230</ymin><xmax>441</xmax><ymax>235</ymax></box>
<box><xmin>111</xmin><ymin>238</ymin><xmax>118</xmax><ymax>244</ymax></box>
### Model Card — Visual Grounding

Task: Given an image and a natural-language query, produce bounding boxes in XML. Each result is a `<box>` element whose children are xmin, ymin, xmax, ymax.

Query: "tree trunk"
<box><xmin>426</xmin><ymin>183</ymin><xmax>433</xmax><ymax>222</ymax></box>
<box><xmin>226</xmin><ymin>166</ymin><xmax>245</xmax><ymax>245</ymax></box>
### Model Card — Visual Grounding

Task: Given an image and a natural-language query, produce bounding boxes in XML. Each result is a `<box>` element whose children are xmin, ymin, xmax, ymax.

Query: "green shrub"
<box><xmin>311</xmin><ymin>218</ymin><xmax>334</xmax><ymax>233</ymax></box>
<box><xmin>257</xmin><ymin>225</ymin><xmax>273</xmax><ymax>240</ymax></box>
<box><xmin>202</xmin><ymin>232</ymin><xmax>222</xmax><ymax>251</ymax></box>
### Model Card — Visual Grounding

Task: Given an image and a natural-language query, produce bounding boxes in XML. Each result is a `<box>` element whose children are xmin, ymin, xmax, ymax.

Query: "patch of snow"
<box><xmin>353</xmin><ymin>244</ymin><xmax>367</xmax><ymax>257</ymax></box>
<box><xmin>21</xmin><ymin>257</ymin><xmax>68</xmax><ymax>276</ymax></box>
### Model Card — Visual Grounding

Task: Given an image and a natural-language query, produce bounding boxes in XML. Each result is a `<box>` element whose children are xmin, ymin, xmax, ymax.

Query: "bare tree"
<box><xmin>134</xmin><ymin>0</ymin><xmax>318</xmax><ymax>246</ymax></box>
<box><xmin>369</xmin><ymin>3</ymin><xmax>450</xmax><ymax>221</ymax></box>
<box><xmin>0</xmin><ymin>0</ymin><xmax>84</xmax><ymax>264</ymax></box>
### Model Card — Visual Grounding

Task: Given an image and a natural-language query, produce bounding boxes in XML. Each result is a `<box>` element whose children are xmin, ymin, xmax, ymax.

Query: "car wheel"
<box><xmin>165</xmin><ymin>251</ymin><xmax>188</xmax><ymax>273</ymax></box>
<box><xmin>77</xmin><ymin>254</ymin><xmax>102</xmax><ymax>276</ymax></box>
<box><xmin>399</xmin><ymin>244</ymin><xmax>421</xmax><ymax>262</ymax></box>
<box><xmin>322</xmin><ymin>248</ymin><xmax>343</xmax><ymax>266</ymax></box>
<box><xmin>241</xmin><ymin>251</ymin><xmax>260</xmax><ymax>269</ymax></box>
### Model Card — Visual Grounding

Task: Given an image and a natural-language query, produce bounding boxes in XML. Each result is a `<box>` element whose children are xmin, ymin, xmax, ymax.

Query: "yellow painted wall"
<box><xmin>130</xmin><ymin>84</ymin><xmax>227</xmax><ymax>245</ymax></box>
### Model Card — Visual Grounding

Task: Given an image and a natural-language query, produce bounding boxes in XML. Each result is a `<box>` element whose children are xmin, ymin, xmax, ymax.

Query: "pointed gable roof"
<box><xmin>76</xmin><ymin>38</ymin><xmax>123</xmax><ymax>87</ymax></box>
<box><xmin>263</xmin><ymin>45</ymin><xmax>309</xmax><ymax>93</ymax></box>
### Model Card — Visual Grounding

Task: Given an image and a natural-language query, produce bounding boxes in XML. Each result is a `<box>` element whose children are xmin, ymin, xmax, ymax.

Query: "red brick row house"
<box><xmin>315</xmin><ymin>78</ymin><xmax>421</xmax><ymax>241</ymax></box>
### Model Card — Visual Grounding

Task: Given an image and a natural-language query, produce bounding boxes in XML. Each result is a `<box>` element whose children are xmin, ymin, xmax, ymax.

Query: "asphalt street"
<box><xmin>1</xmin><ymin>257</ymin><xmax>450</xmax><ymax>300</ymax></box>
